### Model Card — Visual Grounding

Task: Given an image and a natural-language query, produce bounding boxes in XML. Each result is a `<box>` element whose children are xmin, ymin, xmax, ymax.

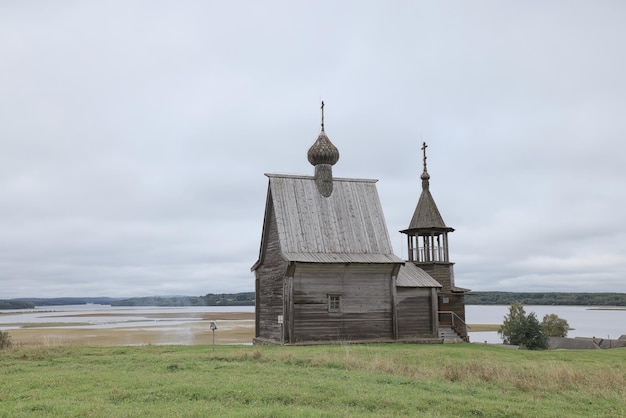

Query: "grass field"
<box><xmin>1</xmin><ymin>343</ymin><xmax>624</xmax><ymax>417</ymax></box>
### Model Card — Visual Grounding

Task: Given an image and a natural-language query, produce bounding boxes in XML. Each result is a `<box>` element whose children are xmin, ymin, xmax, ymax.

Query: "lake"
<box><xmin>1</xmin><ymin>304</ymin><xmax>624</xmax><ymax>345</ymax></box>
<box><xmin>467</xmin><ymin>305</ymin><xmax>626</xmax><ymax>343</ymax></box>
<box><xmin>0</xmin><ymin>305</ymin><xmax>256</xmax><ymax>346</ymax></box>
<box><xmin>0</xmin><ymin>304</ymin><xmax>255</xmax><ymax>330</ymax></box>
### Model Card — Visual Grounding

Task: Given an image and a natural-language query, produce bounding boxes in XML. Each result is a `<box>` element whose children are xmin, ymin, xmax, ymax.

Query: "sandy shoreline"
<box><xmin>5</xmin><ymin>312</ymin><xmax>255</xmax><ymax>347</ymax></box>
<box><xmin>3</xmin><ymin>310</ymin><xmax>500</xmax><ymax>347</ymax></box>
<box><xmin>45</xmin><ymin>312</ymin><xmax>254</xmax><ymax>320</ymax></box>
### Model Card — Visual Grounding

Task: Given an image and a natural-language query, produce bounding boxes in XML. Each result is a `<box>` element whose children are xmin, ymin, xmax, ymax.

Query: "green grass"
<box><xmin>467</xmin><ymin>324</ymin><xmax>501</xmax><ymax>332</ymax></box>
<box><xmin>1</xmin><ymin>344</ymin><xmax>624</xmax><ymax>417</ymax></box>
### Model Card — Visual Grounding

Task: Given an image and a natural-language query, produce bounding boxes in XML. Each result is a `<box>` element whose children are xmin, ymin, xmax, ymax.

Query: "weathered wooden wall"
<box><xmin>255</xmin><ymin>202</ymin><xmax>287</xmax><ymax>342</ymax></box>
<box><xmin>396</xmin><ymin>287</ymin><xmax>436</xmax><ymax>338</ymax></box>
<box><xmin>415</xmin><ymin>262</ymin><xmax>467</xmax><ymax>339</ymax></box>
<box><xmin>417</xmin><ymin>263</ymin><xmax>454</xmax><ymax>291</ymax></box>
<box><xmin>438</xmin><ymin>293</ymin><xmax>467</xmax><ymax>338</ymax></box>
<box><xmin>291</xmin><ymin>263</ymin><xmax>394</xmax><ymax>342</ymax></box>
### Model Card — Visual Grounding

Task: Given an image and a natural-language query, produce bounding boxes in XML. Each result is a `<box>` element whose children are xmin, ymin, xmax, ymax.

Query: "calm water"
<box><xmin>467</xmin><ymin>305</ymin><xmax>626</xmax><ymax>343</ymax></box>
<box><xmin>0</xmin><ymin>304</ymin><xmax>255</xmax><ymax>330</ymax></box>
<box><xmin>1</xmin><ymin>304</ymin><xmax>624</xmax><ymax>344</ymax></box>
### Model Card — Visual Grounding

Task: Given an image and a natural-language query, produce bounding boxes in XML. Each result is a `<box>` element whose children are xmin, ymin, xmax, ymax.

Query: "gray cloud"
<box><xmin>1</xmin><ymin>1</ymin><xmax>625</xmax><ymax>297</ymax></box>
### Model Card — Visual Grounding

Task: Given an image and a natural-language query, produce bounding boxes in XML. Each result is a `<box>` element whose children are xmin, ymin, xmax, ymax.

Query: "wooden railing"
<box><xmin>411</xmin><ymin>246</ymin><xmax>447</xmax><ymax>262</ymax></box>
<box><xmin>438</xmin><ymin>311</ymin><xmax>470</xmax><ymax>332</ymax></box>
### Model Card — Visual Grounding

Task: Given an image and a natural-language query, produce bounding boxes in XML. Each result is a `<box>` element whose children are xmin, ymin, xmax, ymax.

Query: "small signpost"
<box><xmin>210</xmin><ymin>321</ymin><xmax>217</xmax><ymax>350</ymax></box>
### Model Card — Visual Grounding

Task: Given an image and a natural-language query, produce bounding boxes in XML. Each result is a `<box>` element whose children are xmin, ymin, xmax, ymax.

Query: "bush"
<box><xmin>541</xmin><ymin>313</ymin><xmax>569</xmax><ymax>337</ymax></box>
<box><xmin>0</xmin><ymin>330</ymin><xmax>11</xmax><ymax>349</ymax></box>
<box><xmin>498</xmin><ymin>302</ymin><xmax>549</xmax><ymax>350</ymax></box>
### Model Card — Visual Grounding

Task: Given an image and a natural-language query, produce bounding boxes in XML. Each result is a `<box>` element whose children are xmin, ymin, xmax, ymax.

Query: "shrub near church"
<box><xmin>498</xmin><ymin>302</ymin><xmax>549</xmax><ymax>350</ymax></box>
<box><xmin>541</xmin><ymin>313</ymin><xmax>569</xmax><ymax>337</ymax></box>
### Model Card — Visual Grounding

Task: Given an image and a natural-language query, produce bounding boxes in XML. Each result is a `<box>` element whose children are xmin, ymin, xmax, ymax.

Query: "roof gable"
<box><xmin>406</xmin><ymin>189</ymin><xmax>449</xmax><ymax>230</ymax></box>
<box><xmin>267</xmin><ymin>174</ymin><xmax>397</xmax><ymax>256</ymax></box>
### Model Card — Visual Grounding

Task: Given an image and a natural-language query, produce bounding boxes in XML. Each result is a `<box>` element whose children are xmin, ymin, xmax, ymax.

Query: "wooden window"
<box><xmin>328</xmin><ymin>295</ymin><xmax>341</xmax><ymax>312</ymax></box>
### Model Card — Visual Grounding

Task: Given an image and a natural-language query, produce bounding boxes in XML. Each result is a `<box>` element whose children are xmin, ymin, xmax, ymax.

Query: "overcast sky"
<box><xmin>1</xmin><ymin>1</ymin><xmax>625</xmax><ymax>298</ymax></box>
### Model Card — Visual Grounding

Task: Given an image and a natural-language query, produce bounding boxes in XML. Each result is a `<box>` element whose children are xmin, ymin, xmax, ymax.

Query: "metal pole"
<box><xmin>210</xmin><ymin>321</ymin><xmax>217</xmax><ymax>351</ymax></box>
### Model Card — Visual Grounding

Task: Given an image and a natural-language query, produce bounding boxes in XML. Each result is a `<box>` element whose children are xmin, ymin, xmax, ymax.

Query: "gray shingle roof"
<box><xmin>405</xmin><ymin>189</ymin><xmax>451</xmax><ymax>231</ymax></box>
<box><xmin>265</xmin><ymin>173</ymin><xmax>401</xmax><ymax>263</ymax></box>
<box><xmin>283</xmin><ymin>252</ymin><xmax>403</xmax><ymax>263</ymax></box>
<box><xmin>548</xmin><ymin>337</ymin><xmax>601</xmax><ymax>349</ymax></box>
<box><xmin>396</xmin><ymin>263</ymin><xmax>442</xmax><ymax>287</ymax></box>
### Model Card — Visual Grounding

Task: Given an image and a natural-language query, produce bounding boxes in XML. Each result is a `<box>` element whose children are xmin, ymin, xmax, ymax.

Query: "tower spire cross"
<box><xmin>321</xmin><ymin>100</ymin><xmax>325</xmax><ymax>131</ymax></box>
<box><xmin>421</xmin><ymin>141</ymin><xmax>428</xmax><ymax>172</ymax></box>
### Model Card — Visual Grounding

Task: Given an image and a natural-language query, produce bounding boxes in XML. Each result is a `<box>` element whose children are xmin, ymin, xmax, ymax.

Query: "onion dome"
<box><xmin>308</xmin><ymin>101</ymin><xmax>339</xmax><ymax>197</ymax></box>
<box><xmin>307</xmin><ymin>129</ymin><xmax>340</xmax><ymax>167</ymax></box>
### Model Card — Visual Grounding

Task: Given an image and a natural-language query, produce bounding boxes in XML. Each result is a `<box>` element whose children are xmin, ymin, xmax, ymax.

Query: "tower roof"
<box><xmin>401</xmin><ymin>142</ymin><xmax>453</xmax><ymax>233</ymax></box>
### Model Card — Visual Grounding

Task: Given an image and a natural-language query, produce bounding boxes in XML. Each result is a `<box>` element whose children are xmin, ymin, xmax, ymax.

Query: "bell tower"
<box><xmin>400</xmin><ymin>142</ymin><xmax>469</xmax><ymax>341</ymax></box>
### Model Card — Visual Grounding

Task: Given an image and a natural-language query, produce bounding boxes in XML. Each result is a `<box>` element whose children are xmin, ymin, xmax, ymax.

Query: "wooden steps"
<box><xmin>439</xmin><ymin>327</ymin><xmax>464</xmax><ymax>343</ymax></box>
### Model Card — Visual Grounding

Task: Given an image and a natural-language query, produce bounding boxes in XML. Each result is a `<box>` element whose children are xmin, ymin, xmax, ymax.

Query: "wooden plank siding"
<box><xmin>290</xmin><ymin>263</ymin><xmax>394</xmax><ymax>342</ymax></box>
<box><xmin>416</xmin><ymin>263</ymin><xmax>468</xmax><ymax>339</ymax></box>
<box><xmin>438</xmin><ymin>293</ymin><xmax>468</xmax><ymax>339</ymax></box>
<box><xmin>396</xmin><ymin>288</ymin><xmax>437</xmax><ymax>338</ymax></box>
<box><xmin>254</xmin><ymin>199</ymin><xmax>287</xmax><ymax>343</ymax></box>
<box><xmin>417</xmin><ymin>263</ymin><xmax>454</xmax><ymax>292</ymax></box>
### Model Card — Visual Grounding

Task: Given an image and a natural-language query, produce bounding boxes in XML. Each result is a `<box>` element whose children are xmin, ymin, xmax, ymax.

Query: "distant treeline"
<box><xmin>110</xmin><ymin>293</ymin><xmax>255</xmax><ymax>307</ymax></box>
<box><xmin>0</xmin><ymin>294</ymin><xmax>255</xmax><ymax>310</ymax></box>
<box><xmin>0</xmin><ymin>297</ymin><xmax>118</xmax><ymax>309</ymax></box>
<box><xmin>466</xmin><ymin>292</ymin><xmax>626</xmax><ymax>306</ymax></box>
<box><xmin>0</xmin><ymin>300</ymin><xmax>36</xmax><ymax>309</ymax></box>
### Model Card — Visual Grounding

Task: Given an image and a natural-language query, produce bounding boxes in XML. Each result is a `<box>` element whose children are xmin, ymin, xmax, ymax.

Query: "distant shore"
<box><xmin>6</xmin><ymin>311</ymin><xmax>255</xmax><ymax>347</ymax></box>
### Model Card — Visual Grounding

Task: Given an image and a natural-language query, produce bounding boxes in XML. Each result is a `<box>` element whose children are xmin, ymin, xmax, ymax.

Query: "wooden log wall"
<box><xmin>396</xmin><ymin>287</ymin><xmax>436</xmax><ymax>338</ymax></box>
<box><xmin>438</xmin><ymin>293</ymin><xmax>468</xmax><ymax>339</ymax></box>
<box><xmin>291</xmin><ymin>263</ymin><xmax>395</xmax><ymax>342</ymax></box>
<box><xmin>417</xmin><ymin>262</ymin><xmax>468</xmax><ymax>339</ymax></box>
<box><xmin>255</xmin><ymin>206</ymin><xmax>288</xmax><ymax>342</ymax></box>
<box><xmin>416</xmin><ymin>263</ymin><xmax>454</xmax><ymax>292</ymax></box>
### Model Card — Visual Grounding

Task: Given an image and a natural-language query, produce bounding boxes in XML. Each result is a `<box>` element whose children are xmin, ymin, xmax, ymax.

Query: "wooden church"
<box><xmin>251</xmin><ymin>104</ymin><xmax>468</xmax><ymax>344</ymax></box>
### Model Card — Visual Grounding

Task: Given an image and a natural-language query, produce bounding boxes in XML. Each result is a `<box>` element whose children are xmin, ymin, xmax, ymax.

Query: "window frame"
<box><xmin>328</xmin><ymin>294</ymin><xmax>342</xmax><ymax>312</ymax></box>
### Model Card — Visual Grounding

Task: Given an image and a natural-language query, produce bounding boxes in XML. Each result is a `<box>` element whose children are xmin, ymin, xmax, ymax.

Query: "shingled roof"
<box><xmin>396</xmin><ymin>263</ymin><xmax>442</xmax><ymax>288</ymax></box>
<box><xmin>405</xmin><ymin>188</ymin><xmax>450</xmax><ymax>231</ymax></box>
<box><xmin>401</xmin><ymin>142</ymin><xmax>453</xmax><ymax>233</ymax></box>
<box><xmin>253</xmin><ymin>174</ymin><xmax>403</xmax><ymax>268</ymax></box>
